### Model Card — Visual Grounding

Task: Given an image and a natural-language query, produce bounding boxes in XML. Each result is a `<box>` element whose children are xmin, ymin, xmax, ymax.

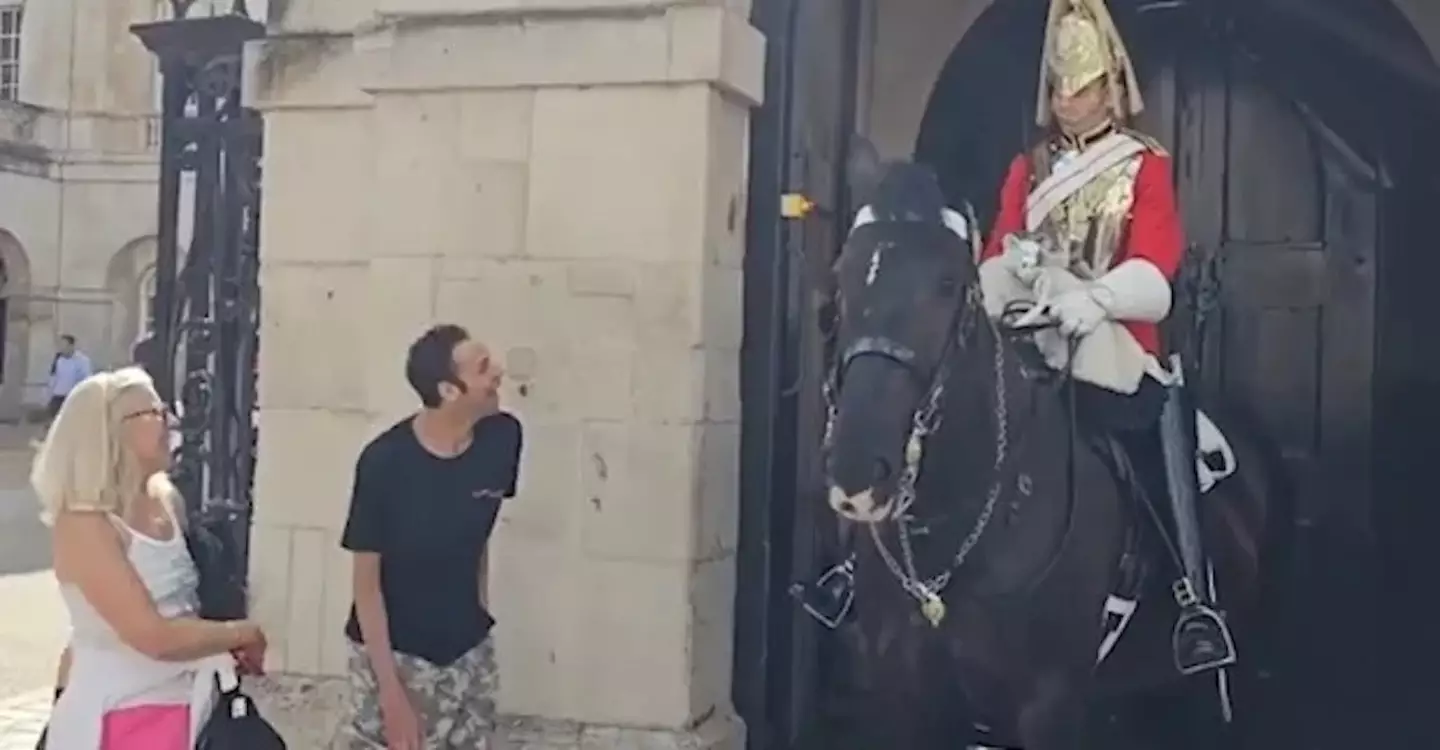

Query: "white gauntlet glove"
<box><xmin>1039</xmin><ymin>259</ymin><xmax>1173</xmax><ymax>337</ymax></box>
<box><xmin>1047</xmin><ymin>288</ymin><xmax>1108</xmax><ymax>337</ymax></box>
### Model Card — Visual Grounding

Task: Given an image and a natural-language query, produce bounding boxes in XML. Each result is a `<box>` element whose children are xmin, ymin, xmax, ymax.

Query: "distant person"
<box><xmin>334</xmin><ymin>324</ymin><xmax>522</xmax><ymax>750</ymax></box>
<box><xmin>46</xmin><ymin>335</ymin><xmax>93</xmax><ymax>422</ymax></box>
<box><xmin>131</xmin><ymin>330</ymin><xmax>162</xmax><ymax>385</ymax></box>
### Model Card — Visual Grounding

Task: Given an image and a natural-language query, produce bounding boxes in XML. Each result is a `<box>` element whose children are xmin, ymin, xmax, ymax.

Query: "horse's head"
<box><xmin>825</xmin><ymin>139</ymin><xmax>980</xmax><ymax>523</ymax></box>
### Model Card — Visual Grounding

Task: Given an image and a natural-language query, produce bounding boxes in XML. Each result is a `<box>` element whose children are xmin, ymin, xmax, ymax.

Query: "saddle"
<box><xmin>1085</xmin><ymin>433</ymin><xmax>1155</xmax><ymax>592</ymax></box>
<box><xmin>1081</xmin><ymin>414</ymin><xmax>1235</xmax><ymax>565</ymax></box>
<box><xmin>1003</xmin><ymin>322</ymin><xmax>1236</xmax><ymax>513</ymax></box>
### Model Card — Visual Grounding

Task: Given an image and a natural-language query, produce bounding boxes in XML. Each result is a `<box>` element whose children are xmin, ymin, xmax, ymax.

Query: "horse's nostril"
<box><xmin>839</xmin><ymin>500</ymin><xmax>857</xmax><ymax>515</ymax></box>
<box><xmin>873</xmin><ymin>458</ymin><xmax>893</xmax><ymax>483</ymax></box>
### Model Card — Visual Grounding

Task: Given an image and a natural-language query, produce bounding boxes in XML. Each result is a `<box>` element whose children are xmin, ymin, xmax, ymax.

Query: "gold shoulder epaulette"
<box><xmin>1122</xmin><ymin>128</ymin><xmax>1169</xmax><ymax>157</ymax></box>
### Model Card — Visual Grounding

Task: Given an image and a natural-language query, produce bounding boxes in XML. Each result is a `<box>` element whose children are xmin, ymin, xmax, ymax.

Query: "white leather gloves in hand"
<box><xmin>1027</xmin><ymin>258</ymin><xmax>1171</xmax><ymax>337</ymax></box>
<box><xmin>991</xmin><ymin>238</ymin><xmax>1170</xmax><ymax>338</ymax></box>
<box><xmin>1047</xmin><ymin>288</ymin><xmax>1108</xmax><ymax>337</ymax></box>
<box><xmin>1000</xmin><ymin>233</ymin><xmax>1045</xmax><ymax>285</ymax></box>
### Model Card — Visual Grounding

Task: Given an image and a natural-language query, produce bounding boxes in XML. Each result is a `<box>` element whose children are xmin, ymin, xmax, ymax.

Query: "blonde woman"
<box><xmin>36</xmin><ymin>367</ymin><xmax>267</xmax><ymax>749</ymax></box>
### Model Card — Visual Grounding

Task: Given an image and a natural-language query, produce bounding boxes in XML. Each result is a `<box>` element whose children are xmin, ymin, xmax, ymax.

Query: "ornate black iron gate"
<box><xmin>131</xmin><ymin>1</ymin><xmax>264</xmax><ymax>621</ymax></box>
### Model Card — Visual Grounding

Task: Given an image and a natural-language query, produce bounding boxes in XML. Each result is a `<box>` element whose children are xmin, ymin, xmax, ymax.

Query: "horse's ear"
<box><xmin>846</xmin><ymin>134</ymin><xmax>884</xmax><ymax>209</ymax></box>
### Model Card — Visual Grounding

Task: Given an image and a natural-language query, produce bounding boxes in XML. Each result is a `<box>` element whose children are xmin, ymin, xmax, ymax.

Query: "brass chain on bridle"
<box><xmin>822</xmin><ymin>286</ymin><xmax>1014</xmax><ymax>627</ymax></box>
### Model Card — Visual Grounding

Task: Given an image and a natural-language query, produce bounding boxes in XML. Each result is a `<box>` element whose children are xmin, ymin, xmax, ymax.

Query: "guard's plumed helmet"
<box><xmin>1036</xmin><ymin>0</ymin><xmax>1145</xmax><ymax>126</ymax></box>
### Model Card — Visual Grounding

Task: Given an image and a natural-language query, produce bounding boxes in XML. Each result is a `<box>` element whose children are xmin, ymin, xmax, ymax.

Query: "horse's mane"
<box><xmin>868</xmin><ymin>163</ymin><xmax>947</xmax><ymax>225</ymax></box>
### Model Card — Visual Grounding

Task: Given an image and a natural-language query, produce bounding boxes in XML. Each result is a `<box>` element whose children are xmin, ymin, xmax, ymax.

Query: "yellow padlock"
<box><xmin>780</xmin><ymin>193</ymin><xmax>816</xmax><ymax>219</ymax></box>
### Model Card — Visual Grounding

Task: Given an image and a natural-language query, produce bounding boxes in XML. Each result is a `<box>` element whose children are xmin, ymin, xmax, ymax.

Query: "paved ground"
<box><xmin>0</xmin><ymin>424</ymin><xmax>66</xmax><ymax>746</ymax></box>
<box><xmin>0</xmin><ymin>691</ymin><xmax>48</xmax><ymax>750</ymax></box>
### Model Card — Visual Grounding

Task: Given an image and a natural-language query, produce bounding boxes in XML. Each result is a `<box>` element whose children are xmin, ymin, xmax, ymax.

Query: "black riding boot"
<box><xmin>1158</xmin><ymin>384</ymin><xmax>1236</xmax><ymax>675</ymax></box>
<box><xmin>792</xmin><ymin>554</ymin><xmax>857</xmax><ymax>629</ymax></box>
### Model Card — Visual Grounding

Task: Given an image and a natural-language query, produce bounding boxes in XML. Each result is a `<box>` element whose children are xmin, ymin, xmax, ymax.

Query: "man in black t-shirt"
<box><xmin>334</xmin><ymin>324</ymin><xmax>523</xmax><ymax>750</ymax></box>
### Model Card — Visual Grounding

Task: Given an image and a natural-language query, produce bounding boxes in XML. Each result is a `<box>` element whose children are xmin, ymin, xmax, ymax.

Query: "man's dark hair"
<box><xmin>406</xmin><ymin>324</ymin><xmax>470</xmax><ymax>408</ymax></box>
<box><xmin>60</xmin><ymin>334</ymin><xmax>75</xmax><ymax>346</ymax></box>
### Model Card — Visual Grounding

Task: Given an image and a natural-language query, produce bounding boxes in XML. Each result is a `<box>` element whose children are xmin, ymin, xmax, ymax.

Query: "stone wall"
<box><xmin>0</xmin><ymin>124</ymin><xmax>161</xmax><ymax>415</ymax></box>
<box><xmin>247</xmin><ymin>1</ymin><xmax>762</xmax><ymax>746</ymax></box>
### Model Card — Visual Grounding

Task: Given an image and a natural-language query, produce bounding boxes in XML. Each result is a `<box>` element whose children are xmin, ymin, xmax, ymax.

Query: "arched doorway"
<box><xmin>736</xmin><ymin>0</ymin><xmax>1440</xmax><ymax>746</ymax></box>
<box><xmin>912</xmin><ymin>0</ymin><xmax>1438</xmax><ymax>746</ymax></box>
<box><xmin>0</xmin><ymin>230</ymin><xmax>32</xmax><ymax>420</ymax></box>
<box><xmin>105</xmin><ymin>236</ymin><xmax>159</xmax><ymax>366</ymax></box>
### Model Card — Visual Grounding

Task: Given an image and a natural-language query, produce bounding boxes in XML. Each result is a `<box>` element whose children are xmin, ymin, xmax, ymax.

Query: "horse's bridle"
<box><xmin>837</xmin><ymin>336</ymin><xmax>921</xmax><ymax>383</ymax></box>
<box><xmin>823</xmin><ymin>283</ymin><xmax>1037</xmax><ymax>627</ymax></box>
<box><xmin>825</xmin><ymin>284</ymin><xmax>980</xmax><ymax>442</ymax></box>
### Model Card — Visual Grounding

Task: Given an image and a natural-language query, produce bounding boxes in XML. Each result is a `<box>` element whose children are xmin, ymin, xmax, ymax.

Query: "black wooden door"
<box><xmin>734</xmin><ymin>0</ymin><xmax>862</xmax><ymax>746</ymax></box>
<box><xmin>1195</xmin><ymin>56</ymin><xmax>1382</xmax><ymax>750</ymax></box>
<box><xmin>1183</xmin><ymin>60</ymin><xmax>1377</xmax><ymax>542</ymax></box>
<box><xmin>777</xmin><ymin>0</ymin><xmax>862</xmax><ymax>743</ymax></box>
<box><xmin>912</xmin><ymin>1</ymin><xmax>1394</xmax><ymax>746</ymax></box>
<box><xmin>1135</xmin><ymin>17</ymin><xmax>1384</xmax><ymax>747</ymax></box>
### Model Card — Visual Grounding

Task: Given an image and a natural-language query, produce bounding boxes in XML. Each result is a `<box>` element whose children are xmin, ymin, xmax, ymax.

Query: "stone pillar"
<box><xmin>247</xmin><ymin>1</ymin><xmax>762</xmax><ymax>747</ymax></box>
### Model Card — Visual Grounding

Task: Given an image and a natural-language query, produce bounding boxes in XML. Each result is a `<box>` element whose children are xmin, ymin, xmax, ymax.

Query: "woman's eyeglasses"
<box><xmin>124</xmin><ymin>406</ymin><xmax>178</xmax><ymax>427</ymax></box>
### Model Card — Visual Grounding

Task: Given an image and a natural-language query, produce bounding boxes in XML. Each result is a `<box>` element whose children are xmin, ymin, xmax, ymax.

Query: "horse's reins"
<box><xmin>825</xmin><ymin>289</ymin><xmax>1086</xmax><ymax>627</ymax></box>
<box><xmin>825</xmin><ymin>286</ymin><xmax>1026</xmax><ymax>626</ymax></box>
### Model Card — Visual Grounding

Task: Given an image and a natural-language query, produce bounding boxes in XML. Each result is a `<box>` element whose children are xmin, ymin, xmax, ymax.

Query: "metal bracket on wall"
<box><xmin>781</xmin><ymin>192</ymin><xmax>818</xmax><ymax>219</ymax></box>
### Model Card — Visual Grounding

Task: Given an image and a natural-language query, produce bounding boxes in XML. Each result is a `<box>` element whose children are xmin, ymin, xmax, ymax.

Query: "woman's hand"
<box><xmin>229</xmin><ymin>621</ymin><xmax>267</xmax><ymax>675</ymax></box>
<box><xmin>232</xmin><ymin>647</ymin><xmax>265</xmax><ymax>676</ymax></box>
<box><xmin>232</xmin><ymin>642</ymin><xmax>266</xmax><ymax>676</ymax></box>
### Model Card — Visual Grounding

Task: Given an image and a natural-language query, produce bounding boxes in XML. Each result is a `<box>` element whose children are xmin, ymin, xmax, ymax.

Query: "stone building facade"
<box><xmin>247</xmin><ymin>0</ymin><xmax>758</xmax><ymax>746</ymax></box>
<box><xmin>0</xmin><ymin>0</ymin><xmax>175</xmax><ymax>418</ymax></box>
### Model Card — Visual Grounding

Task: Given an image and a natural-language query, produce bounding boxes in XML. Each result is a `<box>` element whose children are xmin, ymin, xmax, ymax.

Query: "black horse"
<box><xmin>817</xmin><ymin>143</ymin><xmax>1288</xmax><ymax>750</ymax></box>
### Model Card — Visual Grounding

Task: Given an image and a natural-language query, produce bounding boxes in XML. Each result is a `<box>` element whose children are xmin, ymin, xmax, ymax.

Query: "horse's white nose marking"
<box><xmin>828</xmin><ymin>485</ymin><xmax>891</xmax><ymax>522</ymax></box>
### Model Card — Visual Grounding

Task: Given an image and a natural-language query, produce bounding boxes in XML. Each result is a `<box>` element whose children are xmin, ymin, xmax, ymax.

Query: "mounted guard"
<box><xmin>794</xmin><ymin>0</ymin><xmax>1240</xmax><ymax>688</ymax></box>
<box><xmin>979</xmin><ymin>0</ymin><xmax>1233</xmax><ymax>676</ymax></box>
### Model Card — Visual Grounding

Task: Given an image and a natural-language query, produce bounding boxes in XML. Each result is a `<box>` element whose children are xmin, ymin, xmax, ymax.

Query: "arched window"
<box><xmin>138</xmin><ymin>265</ymin><xmax>157</xmax><ymax>339</ymax></box>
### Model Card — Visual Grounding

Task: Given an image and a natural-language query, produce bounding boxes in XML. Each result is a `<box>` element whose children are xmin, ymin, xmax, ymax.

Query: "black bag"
<box><xmin>195</xmin><ymin>676</ymin><xmax>286</xmax><ymax>750</ymax></box>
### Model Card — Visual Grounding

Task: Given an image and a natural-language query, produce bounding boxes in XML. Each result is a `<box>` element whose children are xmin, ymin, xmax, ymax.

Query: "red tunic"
<box><xmin>981</xmin><ymin>149</ymin><xmax>1185</xmax><ymax>355</ymax></box>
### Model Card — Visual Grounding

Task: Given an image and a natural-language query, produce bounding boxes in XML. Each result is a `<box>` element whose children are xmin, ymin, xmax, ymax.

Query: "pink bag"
<box><xmin>101</xmin><ymin>704</ymin><xmax>191</xmax><ymax>750</ymax></box>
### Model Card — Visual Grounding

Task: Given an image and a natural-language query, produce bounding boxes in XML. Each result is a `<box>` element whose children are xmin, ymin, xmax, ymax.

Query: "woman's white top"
<box><xmin>46</xmin><ymin>502</ymin><xmax>236</xmax><ymax>749</ymax></box>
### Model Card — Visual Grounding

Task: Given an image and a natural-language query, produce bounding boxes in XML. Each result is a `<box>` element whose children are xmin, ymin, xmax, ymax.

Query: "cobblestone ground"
<box><xmin>0</xmin><ymin>424</ymin><xmax>64</xmax><ymax>747</ymax></box>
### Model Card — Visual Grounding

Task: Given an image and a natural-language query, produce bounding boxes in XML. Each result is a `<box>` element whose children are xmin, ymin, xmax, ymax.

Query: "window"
<box><xmin>155</xmin><ymin>0</ymin><xmax>230</xmax><ymax>20</ymax></box>
<box><xmin>0</xmin><ymin>5</ymin><xmax>20</xmax><ymax>102</ymax></box>
<box><xmin>138</xmin><ymin>265</ymin><xmax>157</xmax><ymax>339</ymax></box>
